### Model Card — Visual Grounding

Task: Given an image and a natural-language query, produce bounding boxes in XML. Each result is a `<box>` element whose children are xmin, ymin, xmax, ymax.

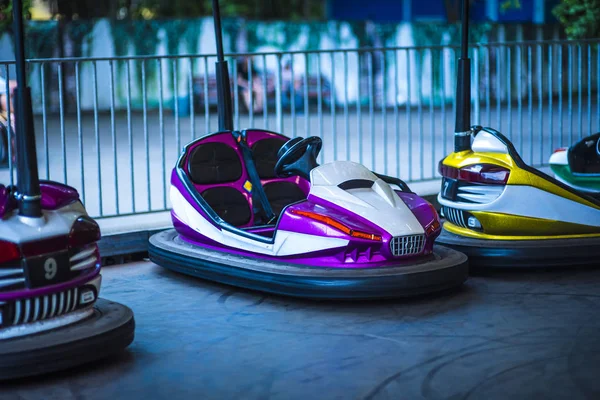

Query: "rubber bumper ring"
<box><xmin>149</xmin><ymin>229</ymin><xmax>469</xmax><ymax>299</ymax></box>
<box><xmin>437</xmin><ymin>229</ymin><xmax>600</xmax><ymax>269</ymax></box>
<box><xmin>0</xmin><ymin>299</ymin><xmax>135</xmax><ymax>380</ymax></box>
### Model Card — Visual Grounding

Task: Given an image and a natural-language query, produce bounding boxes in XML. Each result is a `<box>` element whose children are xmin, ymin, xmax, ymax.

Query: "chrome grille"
<box><xmin>389</xmin><ymin>234</ymin><xmax>425</xmax><ymax>257</ymax></box>
<box><xmin>3</xmin><ymin>287</ymin><xmax>86</xmax><ymax>327</ymax></box>
<box><xmin>442</xmin><ymin>206</ymin><xmax>469</xmax><ymax>228</ymax></box>
<box><xmin>0</xmin><ymin>266</ymin><xmax>25</xmax><ymax>291</ymax></box>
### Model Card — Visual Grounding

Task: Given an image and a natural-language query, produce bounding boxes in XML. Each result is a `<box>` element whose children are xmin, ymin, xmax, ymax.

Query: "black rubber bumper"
<box><xmin>148</xmin><ymin>229</ymin><xmax>469</xmax><ymax>299</ymax></box>
<box><xmin>437</xmin><ymin>229</ymin><xmax>600</xmax><ymax>268</ymax></box>
<box><xmin>0</xmin><ymin>299</ymin><xmax>135</xmax><ymax>380</ymax></box>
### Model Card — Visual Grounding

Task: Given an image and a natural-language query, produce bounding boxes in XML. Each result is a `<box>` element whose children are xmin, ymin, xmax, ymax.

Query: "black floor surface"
<box><xmin>2</xmin><ymin>261</ymin><xmax>600</xmax><ymax>400</ymax></box>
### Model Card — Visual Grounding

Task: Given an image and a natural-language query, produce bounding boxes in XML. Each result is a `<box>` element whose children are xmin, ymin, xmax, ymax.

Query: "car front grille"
<box><xmin>389</xmin><ymin>234</ymin><xmax>425</xmax><ymax>257</ymax></box>
<box><xmin>441</xmin><ymin>206</ymin><xmax>469</xmax><ymax>228</ymax></box>
<box><xmin>1</xmin><ymin>286</ymin><xmax>96</xmax><ymax>328</ymax></box>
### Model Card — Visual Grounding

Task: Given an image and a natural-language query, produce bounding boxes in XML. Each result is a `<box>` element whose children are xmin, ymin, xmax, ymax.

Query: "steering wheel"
<box><xmin>596</xmin><ymin>136</ymin><xmax>600</xmax><ymax>157</ymax></box>
<box><xmin>274</xmin><ymin>136</ymin><xmax>322</xmax><ymax>180</ymax></box>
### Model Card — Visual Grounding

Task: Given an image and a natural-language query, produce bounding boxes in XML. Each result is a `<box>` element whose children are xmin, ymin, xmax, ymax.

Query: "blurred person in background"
<box><xmin>0</xmin><ymin>77</ymin><xmax>16</xmax><ymax>168</ymax></box>
<box><xmin>236</xmin><ymin>57</ymin><xmax>265</xmax><ymax>113</ymax></box>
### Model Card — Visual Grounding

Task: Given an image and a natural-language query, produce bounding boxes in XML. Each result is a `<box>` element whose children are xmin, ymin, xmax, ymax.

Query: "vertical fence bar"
<box><xmin>344</xmin><ymin>51</ymin><xmax>350</xmax><ymax>159</ymax></box>
<box><xmin>568</xmin><ymin>44</ymin><xmax>573</xmax><ymax>143</ymax></box>
<box><xmin>507</xmin><ymin>46</ymin><xmax>512</xmax><ymax>140</ymax></box>
<box><xmin>276</xmin><ymin>54</ymin><xmax>283</xmax><ymax>134</ymax></box>
<box><xmin>40</xmin><ymin>63</ymin><xmax>49</xmax><ymax>181</ymax></box>
<box><xmin>158</xmin><ymin>59</ymin><xmax>166</xmax><ymax>209</ymax></box>
<box><xmin>576</xmin><ymin>45</ymin><xmax>582</xmax><ymax>141</ymax></box>
<box><xmin>485</xmin><ymin>46</ymin><xmax>491</xmax><ymax>126</ymax></box>
<box><xmin>357</xmin><ymin>52</ymin><xmax>363</xmax><ymax>165</ymax></box>
<box><xmin>406</xmin><ymin>49</ymin><xmax>412</xmax><ymax>180</ymax></box>
<box><xmin>495</xmin><ymin>46</ymin><xmax>501</xmax><ymax>131</ymax></box>
<box><xmin>429</xmin><ymin>48</ymin><xmax>434</xmax><ymax>178</ymax></box>
<box><xmin>527</xmin><ymin>45</ymin><xmax>533</xmax><ymax>163</ymax></box>
<box><xmin>331</xmin><ymin>52</ymin><xmax>337</xmax><ymax>162</ymax></box>
<box><xmin>598</xmin><ymin>47</ymin><xmax>599</xmax><ymax>132</ymax></box>
<box><xmin>317</xmin><ymin>54</ymin><xmax>323</xmax><ymax>146</ymax></box>
<box><xmin>394</xmin><ymin>49</ymin><xmax>400</xmax><ymax>178</ymax></box>
<box><xmin>58</xmin><ymin>63</ymin><xmax>67</xmax><ymax>184</ymax></box>
<box><xmin>587</xmin><ymin>44</ymin><xmax>591</xmax><ymax>137</ymax></box>
<box><xmin>290</xmin><ymin>54</ymin><xmax>296</xmax><ymax>138</ymax></box>
<box><xmin>368</xmin><ymin>52</ymin><xmax>375</xmax><ymax>170</ymax></box>
<box><xmin>142</xmin><ymin>60</ymin><xmax>150</xmax><ymax>211</ymax></box>
<box><xmin>232</xmin><ymin>57</ymin><xmax>240</xmax><ymax>131</ymax></box>
<box><xmin>416</xmin><ymin>50</ymin><xmax>424</xmax><ymax>180</ymax></box>
<box><xmin>204</xmin><ymin>57</ymin><xmax>210</xmax><ymax>133</ymax></box>
<box><xmin>189</xmin><ymin>57</ymin><xmax>195</xmax><ymax>139</ymax></box>
<box><xmin>262</xmin><ymin>54</ymin><xmax>268</xmax><ymax>129</ymax></box>
<box><xmin>558</xmin><ymin>45</ymin><xmax>563</xmax><ymax>147</ymax></box>
<box><xmin>126</xmin><ymin>60</ymin><xmax>135</xmax><ymax>213</ymax></box>
<box><xmin>92</xmin><ymin>61</ymin><xmax>102</xmax><ymax>216</ymax></box>
<box><xmin>381</xmin><ymin>50</ymin><xmax>387</xmax><ymax>173</ymax></box>
<box><xmin>548</xmin><ymin>45</ymin><xmax>553</xmax><ymax>156</ymax></box>
<box><xmin>75</xmin><ymin>62</ymin><xmax>85</xmax><ymax>204</ymax></box>
<box><xmin>474</xmin><ymin>46</ymin><xmax>480</xmax><ymax>124</ymax></box>
<box><xmin>517</xmin><ymin>45</ymin><xmax>523</xmax><ymax>154</ymax></box>
<box><xmin>537</xmin><ymin>44</ymin><xmax>543</xmax><ymax>165</ymax></box>
<box><xmin>4</xmin><ymin>65</ymin><xmax>13</xmax><ymax>184</ymax></box>
<box><xmin>303</xmin><ymin>53</ymin><xmax>309</xmax><ymax>140</ymax></box>
<box><xmin>109</xmin><ymin>60</ymin><xmax>119</xmax><ymax>215</ymax></box>
<box><xmin>173</xmin><ymin>59</ymin><xmax>180</xmax><ymax>152</ymax></box>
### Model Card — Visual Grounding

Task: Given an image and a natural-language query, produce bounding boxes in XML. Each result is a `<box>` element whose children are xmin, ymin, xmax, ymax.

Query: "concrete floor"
<box><xmin>2</xmin><ymin>262</ymin><xmax>600</xmax><ymax>400</ymax></box>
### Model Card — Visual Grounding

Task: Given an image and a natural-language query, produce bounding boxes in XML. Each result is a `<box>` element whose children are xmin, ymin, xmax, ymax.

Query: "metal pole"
<box><xmin>211</xmin><ymin>0</ymin><xmax>233</xmax><ymax>131</ymax></box>
<box><xmin>454</xmin><ymin>0</ymin><xmax>471</xmax><ymax>152</ymax></box>
<box><xmin>13</xmin><ymin>0</ymin><xmax>42</xmax><ymax>217</ymax></box>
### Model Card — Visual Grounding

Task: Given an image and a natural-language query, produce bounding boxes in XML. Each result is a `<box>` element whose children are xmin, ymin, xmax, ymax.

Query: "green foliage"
<box><xmin>500</xmin><ymin>0</ymin><xmax>521</xmax><ymax>13</ymax></box>
<box><xmin>0</xmin><ymin>0</ymin><xmax>32</xmax><ymax>33</ymax></box>
<box><xmin>553</xmin><ymin>0</ymin><xmax>600</xmax><ymax>39</ymax></box>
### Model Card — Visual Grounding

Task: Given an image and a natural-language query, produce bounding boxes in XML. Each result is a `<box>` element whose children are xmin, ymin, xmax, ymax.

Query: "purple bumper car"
<box><xmin>149</xmin><ymin>130</ymin><xmax>468</xmax><ymax>299</ymax></box>
<box><xmin>0</xmin><ymin>182</ymin><xmax>134</xmax><ymax>379</ymax></box>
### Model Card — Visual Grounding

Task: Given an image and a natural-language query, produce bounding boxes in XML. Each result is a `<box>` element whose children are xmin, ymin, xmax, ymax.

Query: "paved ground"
<box><xmin>1</xmin><ymin>103</ymin><xmax>598</xmax><ymax>218</ymax></box>
<box><xmin>2</xmin><ymin>261</ymin><xmax>600</xmax><ymax>399</ymax></box>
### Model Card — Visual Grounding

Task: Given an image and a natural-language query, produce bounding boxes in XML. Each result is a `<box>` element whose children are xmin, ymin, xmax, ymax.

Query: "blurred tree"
<box><xmin>0</xmin><ymin>0</ymin><xmax>32</xmax><ymax>31</ymax></box>
<box><xmin>40</xmin><ymin>0</ymin><xmax>324</xmax><ymax>20</ymax></box>
<box><xmin>552</xmin><ymin>0</ymin><xmax>600</xmax><ymax>39</ymax></box>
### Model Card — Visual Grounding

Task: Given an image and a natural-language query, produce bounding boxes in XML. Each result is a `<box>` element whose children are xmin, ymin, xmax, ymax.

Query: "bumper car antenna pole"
<box><xmin>454</xmin><ymin>0</ymin><xmax>472</xmax><ymax>153</ymax></box>
<box><xmin>212</xmin><ymin>0</ymin><xmax>234</xmax><ymax>132</ymax></box>
<box><xmin>13</xmin><ymin>0</ymin><xmax>42</xmax><ymax>218</ymax></box>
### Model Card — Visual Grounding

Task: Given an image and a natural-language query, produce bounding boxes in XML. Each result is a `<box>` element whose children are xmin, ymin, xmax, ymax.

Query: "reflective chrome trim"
<box><xmin>49</xmin><ymin>293</ymin><xmax>57</xmax><ymax>318</ymax></box>
<box><xmin>70</xmin><ymin>256</ymin><xmax>97</xmax><ymax>271</ymax></box>
<box><xmin>0</xmin><ymin>277</ymin><xmax>25</xmax><ymax>288</ymax></box>
<box><xmin>23</xmin><ymin>298</ymin><xmax>31</xmax><ymax>323</ymax></box>
<box><xmin>389</xmin><ymin>234</ymin><xmax>426</xmax><ymax>257</ymax></box>
<box><xmin>70</xmin><ymin>246</ymin><xmax>96</xmax><ymax>263</ymax></box>
<box><xmin>0</xmin><ymin>268</ymin><xmax>23</xmax><ymax>278</ymax></box>
<box><xmin>13</xmin><ymin>300</ymin><xmax>21</xmax><ymax>325</ymax></box>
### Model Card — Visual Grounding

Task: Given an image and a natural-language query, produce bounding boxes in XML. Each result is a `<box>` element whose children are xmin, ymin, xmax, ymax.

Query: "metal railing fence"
<box><xmin>1</xmin><ymin>39</ymin><xmax>599</xmax><ymax>219</ymax></box>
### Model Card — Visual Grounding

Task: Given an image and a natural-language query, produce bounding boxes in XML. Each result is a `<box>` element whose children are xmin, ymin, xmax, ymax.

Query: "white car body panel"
<box><xmin>0</xmin><ymin>201</ymin><xmax>87</xmax><ymax>244</ymax></box>
<box><xmin>548</xmin><ymin>150</ymin><xmax>568</xmax><ymax>166</ymax></box>
<box><xmin>472</xmin><ymin>131</ymin><xmax>509</xmax><ymax>154</ymax></box>
<box><xmin>438</xmin><ymin>184</ymin><xmax>600</xmax><ymax>227</ymax></box>
<box><xmin>171</xmin><ymin>160</ymin><xmax>426</xmax><ymax>255</ymax></box>
<box><xmin>310</xmin><ymin>162</ymin><xmax>424</xmax><ymax>236</ymax></box>
<box><xmin>171</xmin><ymin>186</ymin><xmax>349</xmax><ymax>256</ymax></box>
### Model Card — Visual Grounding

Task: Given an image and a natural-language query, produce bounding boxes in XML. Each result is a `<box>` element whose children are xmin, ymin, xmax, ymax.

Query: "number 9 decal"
<box><xmin>44</xmin><ymin>257</ymin><xmax>58</xmax><ymax>280</ymax></box>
